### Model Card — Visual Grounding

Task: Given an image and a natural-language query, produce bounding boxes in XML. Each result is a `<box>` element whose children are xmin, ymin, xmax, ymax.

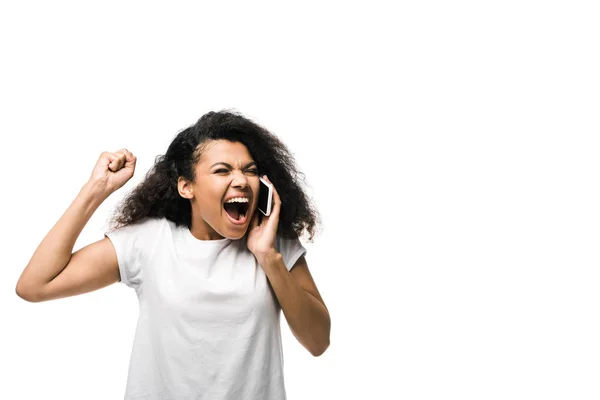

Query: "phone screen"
<box><xmin>258</xmin><ymin>178</ymin><xmax>272</xmax><ymax>216</ymax></box>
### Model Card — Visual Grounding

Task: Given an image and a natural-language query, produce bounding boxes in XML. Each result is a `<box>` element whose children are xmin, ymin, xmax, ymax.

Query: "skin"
<box><xmin>17</xmin><ymin>141</ymin><xmax>330</xmax><ymax>355</ymax></box>
<box><xmin>177</xmin><ymin>140</ymin><xmax>261</xmax><ymax>241</ymax></box>
<box><xmin>177</xmin><ymin>139</ymin><xmax>330</xmax><ymax>355</ymax></box>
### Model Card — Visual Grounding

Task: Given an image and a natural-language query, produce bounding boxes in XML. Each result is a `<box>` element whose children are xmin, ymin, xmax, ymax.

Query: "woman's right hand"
<box><xmin>88</xmin><ymin>149</ymin><xmax>137</xmax><ymax>196</ymax></box>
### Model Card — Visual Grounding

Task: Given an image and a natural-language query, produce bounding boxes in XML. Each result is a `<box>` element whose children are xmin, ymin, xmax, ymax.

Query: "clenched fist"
<box><xmin>88</xmin><ymin>149</ymin><xmax>137</xmax><ymax>195</ymax></box>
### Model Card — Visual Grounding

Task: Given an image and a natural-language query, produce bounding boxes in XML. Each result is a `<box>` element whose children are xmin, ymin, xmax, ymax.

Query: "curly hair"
<box><xmin>107</xmin><ymin>110</ymin><xmax>321</xmax><ymax>241</ymax></box>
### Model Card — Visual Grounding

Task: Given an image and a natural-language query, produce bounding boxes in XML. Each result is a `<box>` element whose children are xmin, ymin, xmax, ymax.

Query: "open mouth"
<box><xmin>223</xmin><ymin>200</ymin><xmax>250</xmax><ymax>223</ymax></box>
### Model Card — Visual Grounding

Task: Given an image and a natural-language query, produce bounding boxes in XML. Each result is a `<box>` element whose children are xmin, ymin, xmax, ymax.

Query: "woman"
<box><xmin>15</xmin><ymin>110</ymin><xmax>331</xmax><ymax>399</ymax></box>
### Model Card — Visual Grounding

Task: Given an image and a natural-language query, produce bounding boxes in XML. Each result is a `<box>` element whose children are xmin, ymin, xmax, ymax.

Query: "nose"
<box><xmin>230</xmin><ymin>170</ymin><xmax>249</xmax><ymax>188</ymax></box>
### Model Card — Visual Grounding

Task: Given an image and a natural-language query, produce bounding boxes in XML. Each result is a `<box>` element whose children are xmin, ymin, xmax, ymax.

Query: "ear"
<box><xmin>177</xmin><ymin>177</ymin><xmax>194</xmax><ymax>199</ymax></box>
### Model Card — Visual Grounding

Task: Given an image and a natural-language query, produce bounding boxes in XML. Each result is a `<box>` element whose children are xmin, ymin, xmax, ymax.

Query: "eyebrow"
<box><xmin>210</xmin><ymin>162</ymin><xmax>257</xmax><ymax>169</ymax></box>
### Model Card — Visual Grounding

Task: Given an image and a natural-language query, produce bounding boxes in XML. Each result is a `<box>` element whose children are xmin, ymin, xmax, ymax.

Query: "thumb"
<box><xmin>107</xmin><ymin>152</ymin><xmax>126</xmax><ymax>172</ymax></box>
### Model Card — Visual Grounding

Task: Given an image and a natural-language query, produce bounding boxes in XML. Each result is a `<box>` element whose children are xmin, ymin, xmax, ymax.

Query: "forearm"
<box><xmin>16</xmin><ymin>182</ymin><xmax>108</xmax><ymax>295</ymax></box>
<box><xmin>260</xmin><ymin>252</ymin><xmax>331</xmax><ymax>356</ymax></box>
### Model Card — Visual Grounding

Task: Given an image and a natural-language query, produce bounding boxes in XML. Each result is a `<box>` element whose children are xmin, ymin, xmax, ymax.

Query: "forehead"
<box><xmin>198</xmin><ymin>140</ymin><xmax>253</xmax><ymax>164</ymax></box>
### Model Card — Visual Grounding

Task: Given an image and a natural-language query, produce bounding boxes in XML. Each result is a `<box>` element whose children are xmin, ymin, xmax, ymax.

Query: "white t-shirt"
<box><xmin>105</xmin><ymin>217</ymin><xmax>306</xmax><ymax>399</ymax></box>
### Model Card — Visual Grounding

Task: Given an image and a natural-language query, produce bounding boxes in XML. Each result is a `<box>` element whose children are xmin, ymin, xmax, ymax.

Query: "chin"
<box><xmin>220</xmin><ymin>225</ymin><xmax>249</xmax><ymax>240</ymax></box>
<box><xmin>228</xmin><ymin>231</ymin><xmax>247</xmax><ymax>240</ymax></box>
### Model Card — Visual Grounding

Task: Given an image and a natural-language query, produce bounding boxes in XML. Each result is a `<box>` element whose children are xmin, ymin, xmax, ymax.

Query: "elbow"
<box><xmin>310</xmin><ymin>336</ymin><xmax>330</xmax><ymax>357</ymax></box>
<box><xmin>309</xmin><ymin>329</ymin><xmax>330</xmax><ymax>357</ymax></box>
<box><xmin>310</xmin><ymin>315</ymin><xmax>331</xmax><ymax>357</ymax></box>
<box><xmin>15</xmin><ymin>281</ymin><xmax>42</xmax><ymax>303</ymax></box>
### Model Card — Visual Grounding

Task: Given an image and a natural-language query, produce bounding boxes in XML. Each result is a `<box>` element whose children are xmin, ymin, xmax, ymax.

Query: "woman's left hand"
<box><xmin>247</xmin><ymin>175</ymin><xmax>281</xmax><ymax>264</ymax></box>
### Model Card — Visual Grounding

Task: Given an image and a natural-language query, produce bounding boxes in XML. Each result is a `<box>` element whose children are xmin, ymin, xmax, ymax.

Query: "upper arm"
<box><xmin>31</xmin><ymin>237</ymin><xmax>121</xmax><ymax>302</ymax></box>
<box><xmin>290</xmin><ymin>255</ymin><xmax>328</xmax><ymax>312</ymax></box>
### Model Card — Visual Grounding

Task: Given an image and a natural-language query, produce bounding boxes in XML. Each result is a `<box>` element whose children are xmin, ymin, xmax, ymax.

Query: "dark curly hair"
<box><xmin>107</xmin><ymin>110</ymin><xmax>321</xmax><ymax>241</ymax></box>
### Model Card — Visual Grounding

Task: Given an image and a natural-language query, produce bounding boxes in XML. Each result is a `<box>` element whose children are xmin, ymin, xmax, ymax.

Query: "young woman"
<box><xmin>16</xmin><ymin>110</ymin><xmax>330</xmax><ymax>399</ymax></box>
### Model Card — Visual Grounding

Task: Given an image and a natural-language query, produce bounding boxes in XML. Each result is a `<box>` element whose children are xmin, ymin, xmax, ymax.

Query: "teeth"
<box><xmin>225</xmin><ymin>197</ymin><xmax>249</xmax><ymax>203</ymax></box>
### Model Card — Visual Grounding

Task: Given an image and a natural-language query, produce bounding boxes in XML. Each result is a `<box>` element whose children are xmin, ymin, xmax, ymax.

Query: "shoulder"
<box><xmin>107</xmin><ymin>216</ymin><xmax>163</xmax><ymax>231</ymax></box>
<box><xmin>275</xmin><ymin>234</ymin><xmax>307</xmax><ymax>272</ymax></box>
<box><xmin>105</xmin><ymin>217</ymin><xmax>167</xmax><ymax>243</ymax></box>
<box><xmin>275</xmin><ymin>233</ymin><xmax>304</xmax><ymax>250</ymax></box>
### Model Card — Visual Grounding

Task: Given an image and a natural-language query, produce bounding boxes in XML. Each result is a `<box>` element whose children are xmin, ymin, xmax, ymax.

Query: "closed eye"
<box><xmin>215</xmin><ymin>169</ymin><xmax>259</xmax><ymax>174</ymax></box>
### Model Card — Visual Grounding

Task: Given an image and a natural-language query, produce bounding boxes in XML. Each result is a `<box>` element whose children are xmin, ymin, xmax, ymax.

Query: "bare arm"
<box><xmin>260</xmin><ymin>253</ymin><xmax>331</xmax><ymax>357</ymax></box>
<box><xmin>15</xmin><ymin>149</ymin><xmax>136</xmax><ymax>302</ymax></box>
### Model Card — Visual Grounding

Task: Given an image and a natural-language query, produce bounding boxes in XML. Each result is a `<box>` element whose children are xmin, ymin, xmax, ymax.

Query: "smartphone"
<box><xmin>257</xmin><ymin>176</ymin><xmax>273</xmax><ymax>216</ymax></box>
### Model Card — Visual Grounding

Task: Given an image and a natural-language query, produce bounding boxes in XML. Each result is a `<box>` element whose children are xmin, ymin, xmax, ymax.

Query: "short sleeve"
<box><xmin>104</xmin><ymin>220</ymin><xmax>149</xmax><ymax>290</ymax></box>
<box><xmin>275</xmin><ymin>234</ymin><xmax>307</xmax><ymax>272</ymax></box>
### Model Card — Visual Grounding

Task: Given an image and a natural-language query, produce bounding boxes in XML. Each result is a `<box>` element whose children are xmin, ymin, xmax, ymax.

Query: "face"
<box><xmin>178</xmin><ymin>140</ymin><xmax>260</xmax><ymax>240</ymax></box>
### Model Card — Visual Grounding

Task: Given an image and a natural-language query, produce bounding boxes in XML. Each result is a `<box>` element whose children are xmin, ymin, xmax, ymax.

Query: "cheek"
<box><xmin>251</xmin><ymin>182</ymin><xmax>260</xmax><ymax>205</ymax></box>
<box><xmin>196</xmin><ymin>182</ymin><xmax>224</xmax><ymax>212</ymax></box>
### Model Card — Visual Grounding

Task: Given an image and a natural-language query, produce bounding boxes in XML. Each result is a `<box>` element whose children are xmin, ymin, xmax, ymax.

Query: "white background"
<box><xmin>1</xmin><ymin>1</ymin><xmax>599</xmax><ymax>399</ymax></box>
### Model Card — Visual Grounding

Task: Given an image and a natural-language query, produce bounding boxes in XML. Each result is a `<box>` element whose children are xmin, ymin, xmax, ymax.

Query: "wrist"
<box><xmin>81</xmin><ymin>181</ymin><xmax>111</xmax><ymax>205</ymax></box>
<box><xmin>256</xmin><ymin>249</ymin><xmax>281</xmax><ymax>266</ymax></box>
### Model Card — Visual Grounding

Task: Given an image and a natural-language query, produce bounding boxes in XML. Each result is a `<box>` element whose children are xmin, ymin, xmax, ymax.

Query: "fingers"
<box><xmin>262</xmin><ymin>175</ymin><xmax>281</xmax><ymax>217</ymax></box>
<box><xmin>108</xmin><ymin>152</ymin><xmax>125</xmax><ymax>172</ymax></box>
<box><xmin>116</xmin><ymin>148</ymin><xmax>136</xmax><ymax>160</ymax></box>
<box><xmin>106</xmin><ymin>149</ymin><xmax>136</xmax><ymax>172</ymax></box>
